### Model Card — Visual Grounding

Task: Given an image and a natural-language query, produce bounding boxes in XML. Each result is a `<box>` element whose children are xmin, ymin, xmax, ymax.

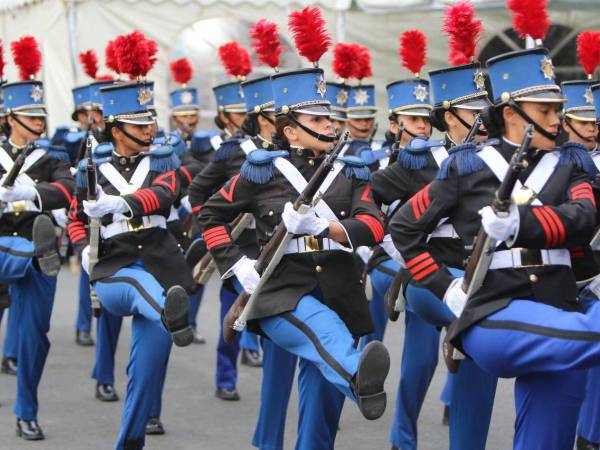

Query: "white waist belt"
<box><xmin>429</xmin><ymin>223</ymin><xmax>459</xmax><ymax>239</ymax></box>
<box><xmin>489</xmin><ymin>248</ymin><xmax>571</xmax><ymax>270</ymax></box>
<box><xmin>101</xmin><ymin>215</ymin><xmax>166</xmax><ymax>239</ymax></box>
<box><xmin>5</xmin><ymin>200</ymin><xmax>39</xmax><ymax>213</ymax></box>
<box><xmin>283</xmin><ymin>236</ymin><xmax>352</xmax><ymax>254</ymax></box>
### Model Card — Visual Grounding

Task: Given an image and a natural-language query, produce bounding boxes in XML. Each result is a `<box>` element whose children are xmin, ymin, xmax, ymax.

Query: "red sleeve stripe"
<box><xmin>203</xmin><ymin>226</ymin><xmax>232</xmax><ymax>250</ymax></box>
<box><xmin>409</xmin><ymin>184</ymin><xmax>431</xmax><ymax>220</ymax></box>
<box><xmin>204</xmin><ymin>225</ymin><xmax>228</xmax><ymax>238</ymax></box>
<box><xmin>406</xmin><ymin>252</ymin><xmax>432</xmax><ymax>268</ymax></box>
<box><xmin>570</xmin><ymin>183</ymin><xmax>596</xmax><ymax>206</ymax></box>
<box><xmin>355</xmin><ymin>214</ymin><xmax>385</xmax><ymax>242</ymax></box>
<box><xmin>192</xmin><ymin>205</ymin><xmax>203</xmax><ymax>213</ymax></box>
<box><xmin>406</xmin><ymin>252</ymin><xmax>439</xmax><ymax>281</ymax></box>
<box><xmin>570</xmin><ymin>246</ymin><xmax>585</xmax><ymax>258</ymax></box>
<box><xmin>134</xmin><ymin>189</ymin><xmax>160</xmax><ymax>213</ymax></box>
<box><xmin>532</xmin><ymin>207</ymin><xmax>554</xmax><ymax>247</ymax></box>
<box><xmin>542</xmin><ymin>207</ymin><xmax>565</xmax><ymax>246</ymax></box>
<box><xmin>50</xmin><ymin>182</ymin><xmax>72</xmax><ymax>203</ymax></box>
<box><xmin>413</xmin><ymin>262</ymin><xmax>440</xmax><ymax>281</ymax></box>
<box><xmin>133</xmin><ymin>191</ymin><xmax>150</xmax><ymax>213</ymax></box>
<box><xmin>180</xmin><ymin>166</ymin><xmax>193</xmax><ymax>184</ymax></box>
<box><xmin>360</xmin><ymin>184</ymin><xmax>373</xmax><ymax>203</ymax></box>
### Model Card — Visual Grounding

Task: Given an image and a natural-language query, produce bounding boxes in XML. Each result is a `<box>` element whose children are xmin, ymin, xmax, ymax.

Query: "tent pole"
<box><xmin>67</xmin><ymin>0</ymin><xmax>77</xmax><ymax>81</ymax></box>
<box><xmin>337</xmin><ymin>10</ymin><xmax>346</xmax><ymax>42</ymax></box>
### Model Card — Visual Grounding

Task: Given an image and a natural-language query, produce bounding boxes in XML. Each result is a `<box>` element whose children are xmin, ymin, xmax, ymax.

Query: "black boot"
<box><xmin>1</xmin><ymin>357</ymin><xmax>17</xmax><ymax>375</ymax></box>
<box><xmin>442</xmin><ymin>405</ymin><xmax>449</xmax><ymax>426</ymax></box>
<box><xmin>123</xmin><ymin>439</ymin><xmax>144</xmax><ymax>450</ymax></box>
<box><xmin>352</xmin><ymin>341</ymin><xmax>390</xmax><ymax>420</ymax></box>
<box><xmin>215</xmin><ymin>387</ymin><xmax>240</xmax><ymax>401</ymax></box>
<box><xmin>16</xmin><ymin>419</ymin><xmax>44</xmax><ymax>440</ymax></box>
<box><xmin>240</xmin><ymin>349</ymin><xmax>263</xmax><ymax>367</ymax></box>
<box><xmin>75</xmin><ymin>330</ymin><xmax>94</xmax><ymax>346</ymax></box>
<box><xmin>32</xmin><ymin>215</ymin><xmax>60</xmax><ymax>276</ymax></box>
<box><xmin>95</xmin><ymin>384</ymin><xmax>119</xmax><ymax>402</ymax></box>
<box><xmin>145</xmin><ymin>417</ymin><xmax>165</xmax><ymax>435</ymax></box>
<box><xmin>577</xmin><ymin>436</ymin><xmax>600</xmax><ymax>450</ymax></box>
<box><xmin>161</xmin><ymin>286</ymin><xmax>193</xmax><ymax>347</ymax></box>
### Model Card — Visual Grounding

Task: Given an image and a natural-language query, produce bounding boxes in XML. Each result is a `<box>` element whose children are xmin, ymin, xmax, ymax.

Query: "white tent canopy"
<box><xmin>0</xmin><ymin>0</ymin><xmax>599</xmax><ymax>131</ymax></box>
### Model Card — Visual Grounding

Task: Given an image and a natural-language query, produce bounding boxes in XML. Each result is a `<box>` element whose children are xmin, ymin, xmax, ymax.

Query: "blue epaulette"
<box><xmin>35</xmin><ymin>137</ymin><xmax>70</xmax><ymax>163</ymax></box>
<box><xmin>93</xmin><ymin>142</ymin><xmax>113</xmax><ymax>164</ymax></box>
<box><xmin>240</xmin><ymin>149</ymin><xmax>288</xmax><ymax>184</ymax></box>
<box><xmin>559</xmin><ymin>141</ymin><xmax>598</xmax><ymax>179</ymax></box>
<box><xmin>76</xmin><ymin>159</ymin><xmax>88</xmax><ymax>189</ymax></box>
<box><xmin>149</xmin><ymin>145</ymin><xmax>181</xmax><ymax>172</ymax></box>
<box><xmin>359</xmin><ymin>147</ymin><xmax>390</xmax><ymax>166</ymax></box>
<box><xmin>191</xmin><ymin>131</ymin><xmax>218</xmax><ymax>154</ymax></box>
<box><xmin>437</xmin><ymin>142</ymin><xmax>484</xmax><ymax>179</ymax></box>
<box><xmin>397</xmin><ymin>137</ymin><xmax>444</xmax><ymax>171</ymax></box>
<box><xmin>337</xmin><ymin>155</ymin><xmax>371</xmax><ymax>181</ymax></box>
<box><xmin>213</xmin><ymin>138</ymin><xmax>242</xmax><ymax>162</ymax></box>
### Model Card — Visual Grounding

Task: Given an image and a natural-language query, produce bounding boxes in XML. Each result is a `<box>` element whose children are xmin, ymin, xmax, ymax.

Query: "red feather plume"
<box><xmin>218</xmin><ymin>41</ymin><xmax>252</xmax><ymax>79</ymax></box>
<box><xmin>250</xmin><ymin>19</ymin><xmax>283</xmax><ymax>69</ymax></box>
<box><xmin>170</xmin><ymin>58</ymin><xmax>193</xmax><ymax>85</ymax></box>
<box><xmin>288</xmin><ymin>6</ymin><xmax>331</xmax><ymax>65</ymax></box>
<box><xmin>79</xmin><ymin>49</ymin><xmax>98</xmax><ymax>80</ymax></box>
<box><xmin>332</xmin><ymin>43</ymin><xmax>358</xmax><ymax>80</ymax></box>
<box><xmin>399</xmin><ymin>30</ymin><xmax>427</xmax><ymax>76</ymax></box>
<box><xmin>96</xmin><ymin>75</ymin><xmax>114</xmax><ymax>81</ymax></box>
<box><xmin>507</xmin><ymin>0</ymin><xmax>551</xmax><ymax>41</ymax></box>
<box><xmin>443</xmin><ymin>1</ymin><xmax>482</xmax><ymax>65</ymax></box>
<box><xmin>105</xmin><ymin>39</ymin><xmax>119</xmax><ymax>74</ymax></box>
<box><xmin>11</xmin><ymin>36</ymin><xmax>42</xmax><ymax>80</ymax></box>
<box><xmin>0</xmin><ymin>40</ymin><xmax>5</xmax><ymax>80</ymax></box>
<box><xmin>114</xmin><ymin>30</ymin><xmax>157</xmax><ymax>78</ymax></box>
<box><xmin>354</xmin><ymin>45</ymin><xmax>373</xmax><ymax>81</ymax></box>
<box><xmin>577</xmin><ymin>31</ymin><xmax>600</xmax><ymax>77</ymax></box>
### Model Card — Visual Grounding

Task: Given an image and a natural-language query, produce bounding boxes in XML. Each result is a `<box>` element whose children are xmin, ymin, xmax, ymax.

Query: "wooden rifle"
<box><xmin>222</xmin><ymin>131</ymin><xmax>350</xmax><ymax>343</ymax></box>
<box><xmin>85</xmin><ymin>130</ymin><xmax>102</xmax><ymax>318</ymax></box>
<box><xmin>388</xmin><ymin>122</ymin><xmax>404</xmax><ymax>165</ymax></box>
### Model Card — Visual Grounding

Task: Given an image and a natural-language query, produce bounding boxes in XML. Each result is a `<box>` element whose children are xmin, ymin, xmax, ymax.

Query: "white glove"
<box><xmin>180</xmin><ymin>195</ymin><xmax>192</xmax><ymax>213</ymax></box>
<box><xmin>81</xmin><ymin>245</ymin><xmax>90</xmax><ymax>275</ymax></box>
<box><xmin>83</xmin><ymin>188</ymin><xmax>129</xmax><ymax>218</ymax></box>
<box><xmin>381</xmin><ymin>234</ymin><xmax>406</xmax><ymax>267</ymax></box>
<box><xmin>356</xmin><ymin>246</ymin><xmax>373</xmax><ymax>264</ymax></box>
<box><xmin>0</xmin><ymin>185</ymin><xmax>37</xmax><ymax>203</ymax></box>
<box><xmin>443</xmin><ymin>277</ymin><xmax>468</xmax><ymax>318</ymax></box>
<box><xmin>480</xmin><ymin>204</ymin><xmax>519</xmax><ymax>243</ymax></box>
<box><xmin>52</xmin><ymin>209</ymin><xmax>68</xmax><ymax>229</ymax></box>
<box><xmin>230</xmin><ymin>256</ymin><xmax>260</xmax><ymax>294</ymax></box>
<box><xmin>281</xmin><ymin>201</ymin><xmax>329</xmax><ymax>236</ymax></box>
<box><xmin>586</xmin><ymin>275</ymin><xmax>600</xmax><ymax>299</ymax></box>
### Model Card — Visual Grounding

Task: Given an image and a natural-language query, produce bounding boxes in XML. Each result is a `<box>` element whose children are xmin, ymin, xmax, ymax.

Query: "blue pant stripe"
<box><xmin>100</xmin><ymin>276</ymin><xmax>162</xmax><ymax>314</ymax></box>
<box><xmin>0</xmin><ymin>245</ymin><xmax>33</xmax><ymax>257</ymax></box>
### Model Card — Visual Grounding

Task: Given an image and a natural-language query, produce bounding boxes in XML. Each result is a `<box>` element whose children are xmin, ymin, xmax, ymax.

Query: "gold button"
<box><xmin>340</xmin><ymin>211</ymin><xmax>346</xmax><ymax>217</ymax></box>
<box><xmin>120</xmin><ymin>157</ymin><xmax>127</xmax><ymax>165</ymax></box>
<box><xmin>315</xmin><ymin>265</ymin><xmax>322</xmax><ymax>273</ymax></box>
<box><xmin>124</xmin><ymin>167</ymin><xmax>131</xmax><ymax>172</ymax></box>
<box><xmin>182</xmin><ymin>232</ymin><xmax>187</xmax><ymax>237</ymax></box>
<box><xmin>137</xmin><ymin>245</ymin><xmax>143</xmax><ymax>250</ymax></box>
<box><xmin>177</xmin><ymin>243</ymin><xmax>181</xmax><ymax>248</ymax></box>
<box><xmin>34</xmin><ymin>179</ymin><xmax>39</xmax><ymax>183</ymax></box>
<box><xmin>296</xmin><ymin>149</ymin><xmax>303</xmax><ymax>156</ymax></box>
<box><xmin>308</xmin><ymin>160</ymin><xmax>314</xmax><ymax>166</ymax></box>
<box><xmin>12</xmin><ymin>232</ymin><xmax>17</xmax><ymax>236</ymax></box>
<box><xmin>268</xmin><ymin>210</ymin><xmax>274</xmax><ymax>216</ymax></box>
<box><xmin>529</xmin><ymin>274</ymin><xmax>538</xmax><ymax>283</ymax></box>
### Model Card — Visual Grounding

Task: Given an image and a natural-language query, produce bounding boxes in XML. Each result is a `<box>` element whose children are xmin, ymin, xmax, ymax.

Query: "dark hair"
<box><xmin>273</xmin><ymin>114</ymin><xmax>295</xmax><ymax>150</ymax></box>
<box><xmin>480</xmin><ymin>104</ymin><xmax>506</xmax><ymax>139</ymax></box>
<box><xmin>241</xmin><ymin>113</ymin><xmax>260</xmax><ymax>137</ymax></box>
<box><xmin>429</xmin><ymin>108</ymin><xmax>448</xmax><ymax>132</ymax></box>
<box><xmin>103</xmin><ymin>121</ymin><xmax>117</xmax><ymax>144</ymax></box>
<box><xmin>213</xmin><ymin>113</ymin><xmax>226</xmax><ymax>130</ymax></box>
<box><xmin>1</xmin><ymin>118</ymin><xmax>10</xmax><ymax>138</ymax></box>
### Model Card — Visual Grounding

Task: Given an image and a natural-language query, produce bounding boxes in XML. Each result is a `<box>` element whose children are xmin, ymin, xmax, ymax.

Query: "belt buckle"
<box><xmin>514</xmin><ymin>248</ymin><xmax>543</xmax><ymax>268</ymax></box>
<box><xmin>127</xmin><ymin>219</ymin><xmax>145</xmax><ymax>233</ymax></box>
<box><xmin>303</xmin><ymin>235</ymin><xmax>320</xmax><ymax>252</ymax></box>
<box><xmin>12</xmin><ymin>200</ymin><xmax>26</xmax><ymax>213</ymax></box>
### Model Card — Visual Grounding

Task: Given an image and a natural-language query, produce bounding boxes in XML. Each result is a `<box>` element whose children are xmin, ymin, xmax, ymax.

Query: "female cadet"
<box><xmin>391</xmin><ymin>46</ymin><xmax>600</xmax><ymax>449</ymax></box>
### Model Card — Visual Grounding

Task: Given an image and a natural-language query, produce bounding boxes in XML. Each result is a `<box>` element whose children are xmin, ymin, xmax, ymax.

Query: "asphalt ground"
<box><xmin>0</xmin><ymin>265</ymin><xmax>518</xmax><ymax>450</ymax></box>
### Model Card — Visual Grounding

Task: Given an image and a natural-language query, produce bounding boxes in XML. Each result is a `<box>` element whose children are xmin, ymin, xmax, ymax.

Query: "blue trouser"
<box><xmin>95</xmin><ymin>262</ymin><xmax>173</xmax><ymax>450</ymax></box>
<box><xmin>578</xmin><ymin>366</ymin><xmax>600</xmax><ymax>444</ymax></box>
<box><xmin>240</xmin><ymin>326</ymin><xmax>260</xmax><ymax>352</ymax></box>
<box><xmin>3</xmin><ymin>294</ymin><xmax>18</xmax><ymax>359</ymax></box>
<box><xmin>461</xmin><ymin>299</ymin><xmax>600</xmax><ymax>450</ymax></box>
<box><xmin>252</xmin><ymin>338</ymin><xmax>297</xmax><ymax>450</ymax></box>
<box><xmin>391</xmin><ymin>267</ymin><xmax>496</xmax><ymax>450</ymax></box>
<box><xmin>76</xmin><ymin>268</ymin><xmax>93</xmax><ymax>333</ymax></box>
<box><xmin>188</xmin><ymin>286</ymin><xmax>203</xmax><ymax>330</ymax></box>
<box><xmin>216</xmin><ymin>283</ymin><xmax>241</xmax><ymax>389</ymax></box>
<box><xmin>360</xmin><ymin>259</ymin><xmax>397</xmax><ymax>348</ymax></box>
<box><xmin>92</xmin><ymin>308</ymin><xmax>123</xmax><ymax>385</ymax></box>
<box><xmin>0</xmin><ymin>236</ymin><xmax>57</xmax><ymax>420</ymax></box>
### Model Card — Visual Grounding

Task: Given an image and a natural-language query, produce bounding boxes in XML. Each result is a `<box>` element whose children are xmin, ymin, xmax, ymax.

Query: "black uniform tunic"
<box><xmin>389</xmin><ymin>139</ymin><xmax>596</xmax><ymax>343</ymax></box>
<box><xmin>198</xmin><ymin>148</ymin><xmax>385</xmax><ymax>336</ymax></box>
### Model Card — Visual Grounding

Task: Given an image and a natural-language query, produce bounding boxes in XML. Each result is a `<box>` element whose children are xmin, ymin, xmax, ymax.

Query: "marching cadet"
<box><xmin>68</xmin><ymin>76</ymin><xmax>195</xmax><ymax>450</ymax></box>
<box><xmin>561</xmin><ymin>32</ymin><xmax>600</xmax><ymax>450</ymax></box>
<box><xmin>199</xmin><ymin>7</ymin><xmax>390</xmax><ymax>449</ymax></box>
<box><xmin>390</xmin><ymin>30</ymin><xmax>600</xmax><ymax>447</ymax></box>
<box><xmin>1</xmin><ymin>36</ymin><xmax>74</xmax><ymax>440</ymax></box>
<box><xmin>187</xmin><ymin>41</ymin><xmax>262</xmax><ymax>403</ymax></box>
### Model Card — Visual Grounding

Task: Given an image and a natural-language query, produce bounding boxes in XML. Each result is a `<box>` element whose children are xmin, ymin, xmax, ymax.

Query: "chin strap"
<box><xmin>223</xmin><ymin>112</ymin><xmax>245</xmax><ymax>138</ymax></box>
<box><xmin>259</xmin><ymin>111</ymin><xmax>275</xmax><ymax>126</ymax></box>
<box><xmin>564</xmin><ymin>117</ymin><xmax>597</xmax><ymax>144</ymax></box>
<box><xmin>449</xmin><ymin>109</ymin><xmax>488</xmax><ymax>137</ymax></box>
<box><xmin>287</xmin><ymin>112</ymin><xmax>337</xmax><ymax>143</ymax></box>
<box><xmin>116</xmin><ymin>123</ymin><xmax>152</xmax><ymax>148</ymax></box>
<box><xmin>11</xmin><ymin>114</ymin><xmax>44</xmax><ymax>138</ymax></box>
<box><xmin>508</xmin><ymin>100</ymin><xmax>560</xmax><ymax>142</ymax></box>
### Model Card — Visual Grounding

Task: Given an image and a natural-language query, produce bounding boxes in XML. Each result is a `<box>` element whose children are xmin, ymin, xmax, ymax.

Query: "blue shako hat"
<box><xmin>241</xmin><ymin>76</ymin><xmax>274</xmax><ymax>113</ymax></box>
<box><xmin>486</xmin><ymin>48</ymin><xmax>564</xmax><ymax>105</ymax></box>
<box><xmin>212</xmin><ymin>81</ymin><xmax>246</xmax><ymax>113</ymax></box>
<box><xmin>590</xmin><ymin>83</ymin><xmax>600</xmax><ymax>123</ymax></box>
<box><xmin>325</xmin><ymin>82</ymin><xmax>348</xmax><ymax>122</ymax></box>
<box><xmin>72</xmin><ymin>85</ymin><xmax>91</xmax><ymax>112</ymax></box>
<box><xmin>89</xmin><ymin>80</ymin><xmax>114</xmax><ymax>110</ymax></box>
<box><xmin>429</xmin><ymin>62</ymin><xmax>490</xmax><ymax>110</ymax></box>
<box><xmin>561</xmin><ymin>80</ymin><xmax>596</xmax><ymax>122</ymax></box>
<box><xmin>347</xmin><ymin>84</ymin><xmax>377</xmax><ymax>119</ymax></box>
<box><xmin>100</xmin><ymin>81</ymin><xmax>155</xmax><ymax>125</ymax></box>
<box><xmin>271</xmin><ymin>67</ymin><xmax>330</xmax><ymax>116</ymax></box>
<box><xmin>170</xmin><ymin>87</ymin><xmax>199</xmax><ymax>115</ymax></box>
<box><xmin>386</xmin><ymin>78</ymin><xmax>432</xmax><ymax>117</ymax></box>
<box><xmin>4</xmin><ymin>80</ymin><xmax>47</xmax><ymax>117</ymax></box>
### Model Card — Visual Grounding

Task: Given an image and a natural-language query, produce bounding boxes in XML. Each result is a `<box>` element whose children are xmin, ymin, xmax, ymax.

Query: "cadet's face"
<box><xmin>222</xmin><ymin>112</ymin><xmax>246</xmax><ymax>135</ymax></box>
<box><xmin>257</xmin><ymin>112</ymin><xmax>276</xmax><ymax>138</ymax></box>
<box><xmin>288</xmin><ymin>113</ymin><xmax>335</xmax><ymax>153</ymax></box>
<box><xmin>76</xmin><ymin>111</ymin><xmax>88</xmax><ymax>128</ymax></box>
<box><xmin>348</xmin><ymin>118</ymin><xmax>375</xmax><ymax>139</ymax></box>
<box><xmin>391</xmin><ymin>114</ymin><xmax>432</xmax><ymax>146</ymax></box>
<box><xmin>506</xmin><ymin>102</ymin><xmax>561</xmax><ymax>150</ymax></box>
<box><xmin>563</xmin><ymin>117</ymin><xmax>598</xmax><ymax>150</ymax></box>
<box><xmin>173</xmin><ymin>113</ymin><xmax>199</xmax><ymax>132</ymax></box>
<box><xmin>331</xmin><ymin>119</ymin><xmax>346</xmax><ymax>134</ymax></box>
<box><xmin>8</xmin><ymin>114</ymin><xmax>45</xmax><ymax>143</ymax></box>
<box><xmin>91</xmin><ymin>111</ymin><xmax>105</xmax><ymax>131</ymax></box>
<box><xmin>445</xmin><ymin>108</ymin><xmax>487</xmax><ymax>144</ymax></box>
<box><xmin>113</xmin><ymin>122</ymin><xmax>154</xmax><ymax>155</ymax></box>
